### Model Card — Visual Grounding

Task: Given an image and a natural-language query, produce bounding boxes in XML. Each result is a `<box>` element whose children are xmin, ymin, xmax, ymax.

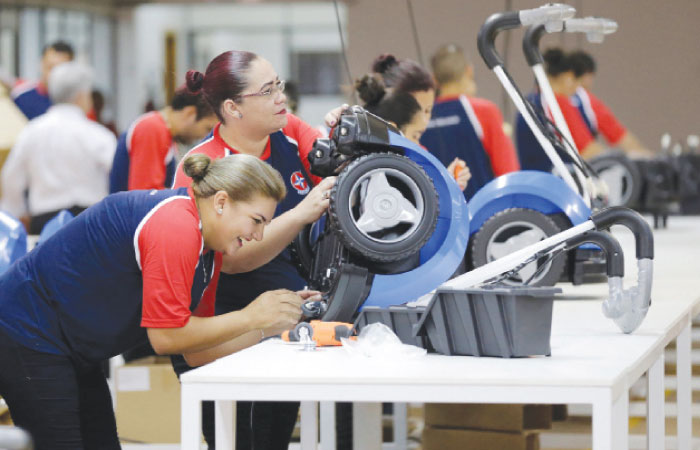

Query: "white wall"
<box><xmin>115</xmin><ymin>2</ymin><xmax>347</xmax><ymax>131</ymax></box>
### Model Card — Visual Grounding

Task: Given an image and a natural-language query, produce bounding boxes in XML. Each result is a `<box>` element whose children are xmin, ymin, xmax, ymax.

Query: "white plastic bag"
<box><xmin>341</xmin><ymin>323</ymin><xmax>427</xmax><ymax>359</ymax></box>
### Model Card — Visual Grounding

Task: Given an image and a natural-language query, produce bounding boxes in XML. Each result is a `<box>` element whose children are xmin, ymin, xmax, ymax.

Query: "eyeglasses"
<box><xmin>241</xmin><ymin>80</ymin><xmax>286</xmax><ymax>98</ymax></box>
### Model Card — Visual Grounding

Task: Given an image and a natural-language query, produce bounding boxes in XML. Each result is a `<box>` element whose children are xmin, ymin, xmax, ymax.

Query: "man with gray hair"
<box><xmin>1</xmin><ymin>61</ymin><xmax>116</xmax><ymax>233</ymax></box>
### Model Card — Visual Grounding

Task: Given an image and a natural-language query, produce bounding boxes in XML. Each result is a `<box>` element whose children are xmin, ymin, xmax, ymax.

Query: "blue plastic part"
<box><xmin>467</xmin><ymin>170</ymin><xmax>591</xmax><ymax>236</ymax></box>
<box><xmin>38</xmin><ymin>210</ymin><xmax>75</xmax><ymax>245</ymax></box>
<box><xmin>359</xmin><ymin>132</ymin><xmax>469</xmax><ymax>310</ymax></box>
<box><xmin>0</xmin><ymin>210</ymin><xmax>28</xmax><ymax>275</ymax></box>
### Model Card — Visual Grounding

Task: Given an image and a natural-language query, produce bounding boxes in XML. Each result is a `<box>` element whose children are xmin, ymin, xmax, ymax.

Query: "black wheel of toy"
<box><xmin>589</xmin><ymin>151</ymin><xmax>643</xmax><ymax>208</ymax></box>
<box><xmin>290</xmin><ymin>223</ymin><xmax>315</xmax><ymax>280</ymax></box>
<box><xmin>329</xmin><ymin>153</ymin><xmax>438</xmax><ymax>263</ymax></box>
<box><xmin>470</xmin><ymin>208</ymin><xmax>565</xmax><ymax>287</ymax></box>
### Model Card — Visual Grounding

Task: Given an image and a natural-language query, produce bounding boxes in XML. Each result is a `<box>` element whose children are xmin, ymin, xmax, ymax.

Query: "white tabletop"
<box><xmin>182</xmin><ymin>216</ymin><xmax>700</xmax><ymax>399</ymax></box>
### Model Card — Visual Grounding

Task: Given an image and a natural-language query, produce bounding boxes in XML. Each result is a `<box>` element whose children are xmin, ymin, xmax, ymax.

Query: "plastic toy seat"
<box><xmin>0</xmin><ymin>210</ymin><xmax>28</xmax><ymax>275</ymax></box>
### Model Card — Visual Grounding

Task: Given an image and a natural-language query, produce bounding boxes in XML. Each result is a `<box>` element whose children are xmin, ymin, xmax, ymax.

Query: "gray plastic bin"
<box><xmin>414</xmin><ymin>285</ymin><xmax>561</xmax><ymax>358</ymax></box>
<box><xmin>354</xmin><ymin>305</ymin><xmax>428</xmax><ymax>349</ymax></box>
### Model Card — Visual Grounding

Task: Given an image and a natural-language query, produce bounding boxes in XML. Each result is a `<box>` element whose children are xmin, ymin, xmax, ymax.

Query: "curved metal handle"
<box><xmin>477</xmin><ymin>11</ymin><xmax>520</xmax><ymax>69</ymax></box>
<box><xmin>591</xmin><ymin>206</ymin><xmax>654</xmax><ymax>260</ymax></box>
<box><xmin>523</xmin><ymin>24</ymin><xmax>547</xmax><ymax>66</ymax></box>
<box><xmin>478</xmin><ymin>4</ymin><xmax>575</xmax><ymax>70</ymax></box>
<box><xmin>564</xmin><ymin>17</ymin><xmax>618</xmax><ymax>43</ymax></box>
<box><xmin>564</xmin><ymin>231</ymin><xmax>624</xmax><ymax>278</ymax></box>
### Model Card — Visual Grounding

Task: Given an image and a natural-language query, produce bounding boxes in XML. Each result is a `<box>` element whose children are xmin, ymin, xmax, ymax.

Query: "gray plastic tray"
<box><xmin>414</xmin><ymin>285</ymin><xmax>561</xmax><ymax>358</ymax></box>
<box><xmin>354</xmin><ymin>305</ymin><xmax>429</xmax><ymax>349</ymax></box>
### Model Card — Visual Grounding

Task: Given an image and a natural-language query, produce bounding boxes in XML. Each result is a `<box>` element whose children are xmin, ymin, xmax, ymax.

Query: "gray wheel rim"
<box><xmin>595</xmin><ymin>162</ymin><xmax>635</xmax><ymax>206</ymax></box>
<box><xmin>348</xmin><ymin>167</ymin><xmax>425</xmax><ymax>244</ymax></box>
<box><xmin>485</xmin><ymin>220</ymin><xmax>551</xmax><ymax>284</ymax></box>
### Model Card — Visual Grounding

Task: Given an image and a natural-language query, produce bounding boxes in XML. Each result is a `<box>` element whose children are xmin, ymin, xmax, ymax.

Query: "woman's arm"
<box><xmin>220</xmin><ymin>176</ymin><xmax>335</xmax><ymax>274</ymax></box>
<box><xmin>147</xmin><ymin>289</ymin><xmax>305</xmax><ymax>355</ymax></box>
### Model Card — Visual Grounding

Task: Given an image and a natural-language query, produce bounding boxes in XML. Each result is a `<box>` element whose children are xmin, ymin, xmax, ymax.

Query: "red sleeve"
<box><xmin>472</xmin><ymin>100</ymin><xmax>520</xmax><ymax>176</ymax></box>
<box><xmin>587</xmin><ymin>91</ymin><xmax>626</xmax><ymax>145</ymax></box>
<box><xmin>172</xmin><ymin>160</ymin><xmax>193</xmax><ymax>189</ymax></box>
<box><xmin>192</xmin><ymin>252</ymin><xmax>222</xmax><ymax>318</ymax></box>
<box><xmin>283</xmin><ymin>114</ymin><xmax>323</xmax><ymax>185</ymax></box>
<box><xmin>128</xmin><ymin>120</ymin><xmax>171</xmax><ymax>190</ymax></box>
<box><xmin>139</xmin><ymin>200</ymin><xmax>201</xmax><ymax>328</ymax></box>
<box><xmin>556</xmin><ymin>95</ymin><xmax>594</xmax><ymax>153</ymax></box>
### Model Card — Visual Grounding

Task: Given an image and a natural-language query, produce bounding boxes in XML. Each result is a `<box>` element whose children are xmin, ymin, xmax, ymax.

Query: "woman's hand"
<box><xmin>324</xmin><ymin>103</ymin><xmax>350</xmax><ymax>128</ymax></box>
<box><xmin>243</xmin><ymin>289</ymin><xmax>305</xmax><ymax>335</ymax></box>
<box><xmin>292</xmin><ymin>177</ymin><xmax>337</xmax><ymax>224</ymax></box>
<box><xmin>447</xmin><ymin>158</ymin><xmax>471</xmax><ymax>192</ymax></box>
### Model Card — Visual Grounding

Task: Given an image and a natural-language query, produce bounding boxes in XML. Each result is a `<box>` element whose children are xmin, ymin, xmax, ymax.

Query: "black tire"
<box><xmin>589</xmin><ymin>151</ymin><xmax>643</xmax><ymax>208</ymax></box>
<box><xmin>289</xmin><ymin>223</ymin><xmax>315</xmax><ymax>280</ymax></box>
<box><xmin>329</xmin><ymin>153</ymin><xmax>439</xmax><ymax>263</ymax></box>
<box><xmin>470</xmin><ymin>208</ymin><xmax>566</xmax><ymax>287</ymax></box>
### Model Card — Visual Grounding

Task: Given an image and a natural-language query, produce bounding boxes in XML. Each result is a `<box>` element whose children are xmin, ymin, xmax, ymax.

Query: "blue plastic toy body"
<box><xmin>359</xmin><ymin>131</ymin><xmax>469</xmax><ymax>309</ymax></box>
<box><xmin>467</xmin><ymin>170</ymin><xmax>592</xmax><ymax>235</ymax></box>
<box><xmin>0</xmin><ymin>210</ymin><xmax>28</xmax><ymax>275</ymax></box>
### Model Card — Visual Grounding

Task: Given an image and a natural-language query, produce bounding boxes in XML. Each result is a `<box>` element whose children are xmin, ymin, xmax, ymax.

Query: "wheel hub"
<box><xmin>350</xmin><ymin>168</ymin><xmax>423</xmax><ymax>244</ymax></box>
<box><xmin>487</xmin><ymin>221</ymin><xmax>551</xmax><ymax>283</ymax></box>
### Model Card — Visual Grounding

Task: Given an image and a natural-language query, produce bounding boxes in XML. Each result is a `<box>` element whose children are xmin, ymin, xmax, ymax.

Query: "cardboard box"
<box><xmin>0</xmin><ymin>398</ymin><xmax>12</xmax><ymax>425</ymax></box>
<box><xmin>115</xmin><ymin>363</ymin><xmax>181</xmax><ymax>443</ymax></box>
<box><xmin>423</xmin><ymin>426</ymin><xmax>539</xmax><ymax>450</ymax></box>
<box><xmin>424</xmin><ymin>403</ymin><xmax>552</xmax><ymax>432</ymax></box>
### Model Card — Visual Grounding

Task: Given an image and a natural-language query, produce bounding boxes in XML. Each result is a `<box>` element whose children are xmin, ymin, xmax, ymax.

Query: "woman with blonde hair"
<box><xmin>0</xmin><ymin>153</ymin><xmax>314</xmax><ymax>449</ymax></box>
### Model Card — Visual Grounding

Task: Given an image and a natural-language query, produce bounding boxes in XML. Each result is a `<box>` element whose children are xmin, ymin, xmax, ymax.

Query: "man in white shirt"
<box><xmin>1</xmin><ymin>61</ymin><xmax>116</xmax><ymax>234</ymax></box>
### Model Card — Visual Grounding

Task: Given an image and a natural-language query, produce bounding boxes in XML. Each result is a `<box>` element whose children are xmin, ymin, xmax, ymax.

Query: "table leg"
<box><xmin>647</xmin><ymin>354</ymin><xmax>665</xmax><ymax>450</ymax></box>
<box><xmin>181</xmin><ymin>387</ymin><xmax>201</xmax><ymax>450</ymax></box>
<box><xmin>300</xmin><ymin>401</ymin><xmax>318</xmax><ymax>450</ymax></box>
<box><xmin>352</xmin><ymin>403</ymin><xmax>381</xmax><ymax>450</ymax></box>
<box><xmin>215</xmin><ymin>400</ymin><xmax>236</xmax><ymax>450</ymax></box>
<box><xmin>592</xmin><ymin>389</ymin><xmax>629</xmax><ymax>450</ymax></box>
<box><xmin>320</xmin><ymin>402</ymin><xmax>336</xmax><ymax>450</ymax></box>
<box><xmin>676</xmin><ymin>322</ymin><xmax>692</xmax><ymax>450</ymax></box>
<box><xmin>392</xmin><ymin>403</ymin><xmax>407</xmax><ymax>450</ymax></box>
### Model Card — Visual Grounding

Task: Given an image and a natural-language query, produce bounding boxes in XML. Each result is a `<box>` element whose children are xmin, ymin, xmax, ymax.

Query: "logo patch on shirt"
<box><xmin>290</xmin><ymin>171</ymin><xmax>310</xmax><ymax>195</ymax></box>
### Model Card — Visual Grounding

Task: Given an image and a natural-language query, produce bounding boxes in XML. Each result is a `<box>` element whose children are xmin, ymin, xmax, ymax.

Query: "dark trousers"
<box><xmin>172</xmin><ymin>355</ymin><xmax>299</xmax><ymax>450</ymax></box>
<box><xmin>0</xmin><ymin>328</ymin><xmax>121</xmax><ymax>450</ymax></box>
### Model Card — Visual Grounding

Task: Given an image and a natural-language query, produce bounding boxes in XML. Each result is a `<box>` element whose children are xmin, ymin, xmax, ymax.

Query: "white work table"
<box><xmin>181</xmin><ymin>216</ymin><xmax>700</xmax><ymax>450</ymax></box>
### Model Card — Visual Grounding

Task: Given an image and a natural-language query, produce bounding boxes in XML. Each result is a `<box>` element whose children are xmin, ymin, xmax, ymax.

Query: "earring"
<box><xmin>236</xmin><ymin>112</ymin><xmax>243</xmax><ymax>119</ymax></box>
<box><xmin>218</xmin><ymin>208</ymin><xmax>223</xmax><ymax>215</ymax></box>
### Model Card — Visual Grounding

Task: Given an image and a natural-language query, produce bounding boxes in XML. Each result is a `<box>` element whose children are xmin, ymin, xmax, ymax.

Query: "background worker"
<box><xmin>569</xmin><ymin>49</ymin><xmax>653</xmax><ymax>157</ymax></box>
<box><xmin>11</xmin><ymin>41</ymin><xmax>74</xmax><ymax>120</ymax></box>
<box><xmin>363</xmin><ymin>53</ymin><xmax>471</xmax><ymax>191</ymax></box>
<box><xmin>515</xmin><ymin>48</ymin><xmax>605</xmax><ymax>172</ymax></box>
<box><xmin>109</xmin><ymin>85</ymin><xmax>219</xmax><ymax>193</ymax></box>
<box><xmin>421</xmin><ymin>43</ymin><xmax>520</xmax><ymax>201</ymax></box>
<box><xmin>0</xmin><ymin>61</ymin><xmax>116</xmax><ymax>234</ymax></box>
<box><xmin>171</xmin><ymin>49</ymin><xmax>342</xmax><ymax>450</ymax></box>
<box><xmin>0</xmin><ymin>153</ymin><xmax>311</xmax><ymax>449</ymax></box>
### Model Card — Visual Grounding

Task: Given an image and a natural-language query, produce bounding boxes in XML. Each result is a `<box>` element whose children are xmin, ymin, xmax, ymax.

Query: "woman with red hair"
<box><xmin>172</xmin><ymin>50</ymin><xmax>344</xmax><ymax>450</ymax></box>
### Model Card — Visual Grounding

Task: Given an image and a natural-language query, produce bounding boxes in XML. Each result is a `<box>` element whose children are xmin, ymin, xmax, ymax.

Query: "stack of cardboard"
<box><xmin>422</xmin><ymin>403</ymin><xmax>552</xmax><ymax>450</ymax></box>
<box><xmin>0</xmin><ymin>397</ymin><xmax>12</xmax><ymax>425</ymax></box>
<box><xmin>115</xmin><ymin>357</ymin><xmax>181</xmax><ymax>444</ymax></box>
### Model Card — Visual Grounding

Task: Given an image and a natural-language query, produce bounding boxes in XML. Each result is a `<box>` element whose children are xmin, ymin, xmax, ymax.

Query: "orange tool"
<box><xmin>282</xmin><ymin>320</ymin><xmax>356</xmax><ymax>347</ymax></box>
<box><xmin>453</xmin><ymin>162</ymin><xmax>465</xmax><ymax>180</ymax></box>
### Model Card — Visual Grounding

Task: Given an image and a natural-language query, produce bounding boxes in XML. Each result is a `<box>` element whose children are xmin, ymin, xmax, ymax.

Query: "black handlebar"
<box><xmin>591</xmin><ymin>206</ymin><xmax>654</xmax><ymax>260</ymax></box>
<box><xmin>565</xmin><ymin>231</ymin><xmax>624</xmax><ymax>278</ymax></box>
<box><xmin>523</xmin><ymin>24</ymin><xmax>547</xmax><ymax>67</ymax></box>
<box><xmin>477</xmin><ymin>11</ymin><xmax>521</xmax><ymax>70</ymax></box>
